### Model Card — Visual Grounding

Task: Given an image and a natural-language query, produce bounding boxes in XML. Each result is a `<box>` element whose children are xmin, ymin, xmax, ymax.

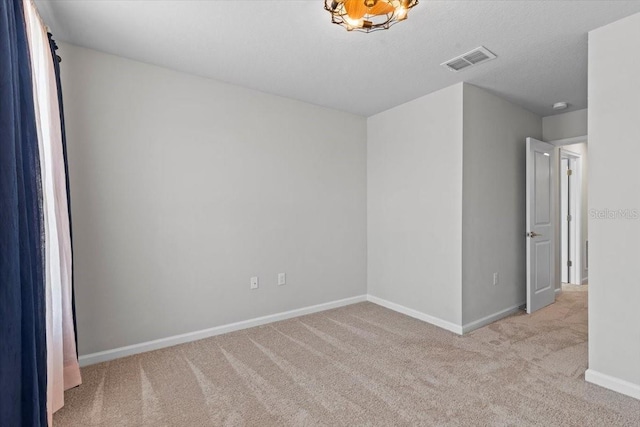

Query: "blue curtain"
<box><xmin>0</xmin><ymin>0</ymin><xmax>48</xmax><ymax>425</ymax></box>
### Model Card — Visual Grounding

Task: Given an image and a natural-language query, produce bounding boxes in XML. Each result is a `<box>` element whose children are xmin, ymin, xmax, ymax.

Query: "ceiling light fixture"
<box><xmin>325</xmin><ymin>0</ymin><xmax>419</xmax><ymax>33</ymax></box>
<box><xmin>553</xmin><ymin>102</ymin><xmax>569</xmax><ymax>110</ymax></box>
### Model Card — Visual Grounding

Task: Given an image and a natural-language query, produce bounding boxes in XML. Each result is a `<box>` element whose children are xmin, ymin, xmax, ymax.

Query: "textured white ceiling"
<box><xmin>35</xmin><ymin>0</ymin><xmax>640</xmax><ymax>117</ymax></box>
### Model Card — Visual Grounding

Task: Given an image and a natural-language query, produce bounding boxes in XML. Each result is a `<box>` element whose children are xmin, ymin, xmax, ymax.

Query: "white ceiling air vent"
<box><xmin>441</xmin><ymin>47</ymin><xmax>497</xmax><ymax>73</ymax></box>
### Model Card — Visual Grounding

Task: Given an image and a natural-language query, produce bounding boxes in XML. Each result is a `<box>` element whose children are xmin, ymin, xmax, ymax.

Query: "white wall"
<box><xmin>461</xmin><ymin>84</ymin><xmax>542</xmax><ymax>326</ymax></box>
<box><xmin>367</xmin><ymin>84</ymin><xmax>464</xmax><ymax>327</ymax></box>
<box><xmin>542</xmin><ymin>109</ymin><xmax>587</xmax><ymax>142</ymax></box>
<box><xmin>587</xmin><ymin>12</ymin><xmax>640</xmax><ymax>398</ymax></box>
<box><xmin>59</xmin><ymin>44</ymin><xmax>367</xmax><ymax>355</ymax></box>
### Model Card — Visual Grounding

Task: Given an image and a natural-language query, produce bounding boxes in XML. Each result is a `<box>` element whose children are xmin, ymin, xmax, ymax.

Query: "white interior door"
<box><xmin>526</xmin><ymin>137</ymin><xmax>556</xmax><ymax>313</ymax></box>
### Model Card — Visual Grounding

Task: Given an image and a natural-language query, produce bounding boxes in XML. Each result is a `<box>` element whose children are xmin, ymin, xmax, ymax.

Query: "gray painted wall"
<box><xmin>59</xmin><ymin>44</ymin><xmax>367</xmax><ymax>355</ymax></box>
<box><xmin>461</xmin><ymin>84</ymin><xmax>542</xmax><ymax>325</ymax></box>
<box><xmin>60</xmin><ymin>41</ymin><xmax>582</xmax><ymax>358</ymax></box>
<box><xmin>542</xmin><ymin>109</ymin><xmax>588</xmax><ymax>141</ymax></box>
<box><xmin>368</xmin><ymin>83</ymin><xmax>544</xmax><ymax>329</ymax></box>
<box><xmin>588</xmin><ymin>12</ymin><xmax>640</xmax><ymax>390</ymax></box>
<box><xmin>367</xmin><ymin>84</ymin><xmax>464</xmax><ymax>326</ymax></box>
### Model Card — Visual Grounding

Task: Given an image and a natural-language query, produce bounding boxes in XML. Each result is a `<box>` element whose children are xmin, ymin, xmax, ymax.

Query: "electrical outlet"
<box><xmin>493</xmin><ymin>272</ymin><xmax>499</xmax><ymax>286</ymax></box>
<box><xmin>250</xmin><ymin>276</ymin><xmax>259</xmax><ymax>290</ymax></box>
<box><xmin>278</xmin><ymin>273</ymin><xmax>286</xmax><ymax>286</ymax></box>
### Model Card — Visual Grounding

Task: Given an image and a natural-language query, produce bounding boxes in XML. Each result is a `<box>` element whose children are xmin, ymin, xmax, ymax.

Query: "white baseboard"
<box><xmin>366</xmin><ymin>295</ymin><xmax>463</xmax><ymax>335</ymax></box>
<box><xmin>581</xmin><ymin>276</ymin><xmax>589</xmax><ymax>285</ymax></box>
<box><xmin>79</xmin><ymin>294</ymin><xmax>367</xmax><ymax>367</ymax></box>
<box><xmin>461</xmin><ymin>302</ymin><xmax>525</xmax><ymax>334</ymax></box>
<box><xmin>555</xmin><ymin>287</ymin><xmax>563</xmax><ymax>294</ymax></box>
<box><xmin>585</xmin><ymin>369</ymin><xmax>640</xmax><ymax>400</ymax></box>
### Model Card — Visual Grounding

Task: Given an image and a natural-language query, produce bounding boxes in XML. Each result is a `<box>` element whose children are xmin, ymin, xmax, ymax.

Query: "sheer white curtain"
<box><xmin>23</xmin><ymin>1</ymin><xmax>81</xmax><ymax>424</ymax></box>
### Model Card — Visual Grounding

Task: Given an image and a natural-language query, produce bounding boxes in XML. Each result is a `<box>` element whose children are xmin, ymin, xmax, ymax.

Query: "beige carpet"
<box><xmin>562</xmin><ymin>283</ymin><xmax>588</xmax><ymax>292</ymax></box>
<box><xmin>55</xmin><ymin>292</ymin><xmax>640</xmax><ymax>426</ymax></box>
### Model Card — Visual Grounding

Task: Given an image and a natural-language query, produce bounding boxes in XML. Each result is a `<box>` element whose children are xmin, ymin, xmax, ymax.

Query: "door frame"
<box><xmin>547</xmin><ymin>135</ymin><xmax>588</xmax><ymax>147</ymax></box>
<box><xmin>547</xmin><ymin>135</ymin><xmax>587</xmax><ymax>292</ymax></box>
<box><xmin>560</xmin><ymin>149</ymin><xmax>582</xmax><ymax>285</ymax></box>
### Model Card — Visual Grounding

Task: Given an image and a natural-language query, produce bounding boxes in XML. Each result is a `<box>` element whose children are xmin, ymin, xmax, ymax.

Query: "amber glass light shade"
<box><xmin>324</xmin><ymin>0</ymin><xmax>419</xmax><ymax>33</ymax></box>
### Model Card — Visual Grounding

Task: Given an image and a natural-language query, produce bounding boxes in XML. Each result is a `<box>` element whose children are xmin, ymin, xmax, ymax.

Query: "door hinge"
<box><xmin>567</xmin><ymin>214</ymin><xmax>572</xmax><ymax>222</ymax></box>
<box><xmin>567</xmin><ymin>169</ymin><xmax>573</xmax><ymax>176</ymax></box>
<box><xmin>567</xmin><ymin>260</ymin><xmax>573</xmax><ymax>267</ymax></box>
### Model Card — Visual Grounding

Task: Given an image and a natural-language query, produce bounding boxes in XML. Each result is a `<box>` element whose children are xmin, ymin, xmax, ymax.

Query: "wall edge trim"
<box><xmin>366</xmin><ymin>295</ymin><xmax>463</xmax><ymax>335</ymax></box>
<box><xmin>461</xmin><ymin>302</ymin><xmax>525</xmax><ymax>334</ymax></box>
<box><xmin>79</xmin><ymin>294</ymin><xmax>368</xmax><ymax>366</ymax></box>
<box><xmin>585</xmin><ymin>369</ymin><xmax>640</xmax><ymax>400</ymax></box>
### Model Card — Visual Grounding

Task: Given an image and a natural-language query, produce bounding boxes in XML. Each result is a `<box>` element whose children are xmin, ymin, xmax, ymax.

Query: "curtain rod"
<box><xmin>46</xmin><ymin>30</ymin><xmax>62</xmax><ymax>63</ymax></box>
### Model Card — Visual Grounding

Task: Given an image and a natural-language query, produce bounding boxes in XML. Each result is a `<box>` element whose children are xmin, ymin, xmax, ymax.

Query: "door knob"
<box><xmin>527</xmin><ymin>231</ymin><xmax>541</xmax><ymax>238</ymax></box>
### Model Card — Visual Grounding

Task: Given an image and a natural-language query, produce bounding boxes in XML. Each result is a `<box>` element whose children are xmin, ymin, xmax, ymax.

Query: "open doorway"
<box><xmin>560</xmin><ymin>149</ymin><xmax>582</xmax><ymax>285</ymax></box>
<box><xmin>554</xmin><ymin>138</ymin><xmax>589</xmax><ymax>291</ymax></box>
<box><xmin>525</xmin><ymin>135</ymin><xmax>588</xmax><ymax>314</ymax></box>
